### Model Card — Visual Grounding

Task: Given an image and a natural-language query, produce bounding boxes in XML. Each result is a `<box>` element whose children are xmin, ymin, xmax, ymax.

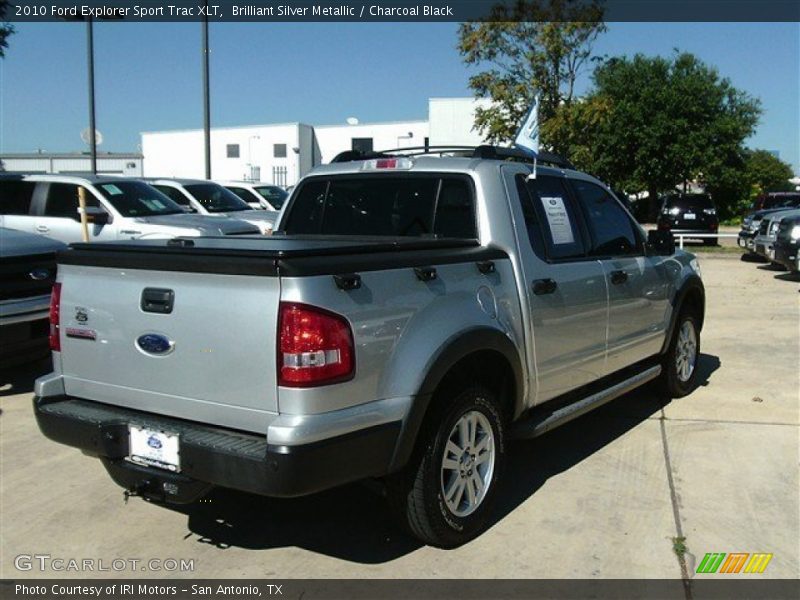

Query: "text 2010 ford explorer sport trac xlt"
<box><xmin>34</xmin><ymin>147</ymin><xmax>705</xmax><ymax>547</ymax></box>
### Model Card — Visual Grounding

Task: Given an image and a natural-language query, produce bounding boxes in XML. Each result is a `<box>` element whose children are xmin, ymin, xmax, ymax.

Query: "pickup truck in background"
<box><xmin>34</xmin><ymin>147</ymin><xmax>705</xmax><ymax>547</ymax></box>
<box><xmin>219</xmin><ymin>181</ymin><xmax>288</xmax><ymax>212</ymax></box>
<box><xmin>147</xmin><ymin>178</ymin><xmax>278</xmax><ymax>234</ymax></box>
<box><xmin>0</xmin><ymin>228</ymin><xmax>65</xmax><ymax>367</ymax></box>
<box><xmin>0</xmin><ymin>175</ymin><xmax>262</xmax><ymax>243</ymax></box>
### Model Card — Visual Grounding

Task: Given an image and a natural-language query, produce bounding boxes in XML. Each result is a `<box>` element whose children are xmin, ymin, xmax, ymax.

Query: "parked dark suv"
<box><xmin>657</xmin><ymin>194</ymin><xmax>719</xmax><ymax>245</ymax></box>
<box><xmin>773</xmin><ymin>213</ymin><xmax>800</xmax><ymax>274</ymax></box>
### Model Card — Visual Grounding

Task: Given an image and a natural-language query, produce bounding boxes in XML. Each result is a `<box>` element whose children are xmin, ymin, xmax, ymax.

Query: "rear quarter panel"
<box><xmin>277</xmin><ymin>257</ymin><xmax>524</xmax><ymax>416</ymax></box>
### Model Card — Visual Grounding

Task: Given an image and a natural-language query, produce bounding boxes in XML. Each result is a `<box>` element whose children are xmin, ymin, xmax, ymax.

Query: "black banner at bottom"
<box><xmin>2</xmin><ymin>579</ymin><xmax>800</xmax><ymax>600</ymax></box>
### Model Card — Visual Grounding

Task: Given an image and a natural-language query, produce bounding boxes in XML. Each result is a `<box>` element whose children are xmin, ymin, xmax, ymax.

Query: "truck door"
<box><xmin>503</xmin><ymin>166</ymin><xmax>608</xmax><ymax>403</ymax></box>
<box><xmin>569</xmin><ymin>178</ymin><xmax>670</xmax><ymax>373</ymax></box>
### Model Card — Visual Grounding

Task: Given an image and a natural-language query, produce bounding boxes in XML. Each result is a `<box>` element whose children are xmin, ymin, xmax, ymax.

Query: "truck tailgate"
<box><xmin>57</xmin><ymin>264</ymin><xmax>279</xmax><ymax>434</ymax></box>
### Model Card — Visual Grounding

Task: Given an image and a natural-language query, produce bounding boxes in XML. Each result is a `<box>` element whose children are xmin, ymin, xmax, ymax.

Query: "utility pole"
<box><xmin>86</xmin><ymin>17</ymin><xmax>97</xmax><ymax>175</ymax></box>
<box><xmin>201</xmin><ymin>8</ymin><xmax>211</xmax><ymax>179</ymax></box>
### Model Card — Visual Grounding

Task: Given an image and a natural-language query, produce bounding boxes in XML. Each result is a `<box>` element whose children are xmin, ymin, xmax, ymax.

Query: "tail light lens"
<box><xmin>49</xmin><ymin>282</ymin><xmax>62</xmax><ymax>352</ymax></box>
<box><xmin>278</xmin><ymin>302</ymin><xmax>354</xmax><ymax>387</ymax></box>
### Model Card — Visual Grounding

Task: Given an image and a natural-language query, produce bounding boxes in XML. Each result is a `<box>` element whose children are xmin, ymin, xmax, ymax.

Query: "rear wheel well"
<box><xmin>428</xmin><ymin>350</ymin><xmax>516</xmax><ymax>426</ymax></box>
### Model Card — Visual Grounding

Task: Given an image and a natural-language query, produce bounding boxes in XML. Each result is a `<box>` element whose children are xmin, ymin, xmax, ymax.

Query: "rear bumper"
<box><xmin>0</xmin><ymin>294</ymin><xmax>50</xmax><ymax>326</ymax></box>
<box><xmin>34</xmin><ymin>395</ymin><xmax>402</xmax><ymax>502</ymax></box>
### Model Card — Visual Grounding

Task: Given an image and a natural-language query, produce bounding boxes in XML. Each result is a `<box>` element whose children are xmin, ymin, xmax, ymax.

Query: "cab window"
<box><xmin>0</xmin><ymin>181</ymin><xmax>36</xmax><ymax>215</ymax></box>
<box><xmin>283</xmin><ymin>175</ymin><xmax>476</xmax><ymax>239</ymax></box>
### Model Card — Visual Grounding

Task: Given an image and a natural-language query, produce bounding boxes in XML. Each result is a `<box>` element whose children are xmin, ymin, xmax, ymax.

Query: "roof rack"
<box><xmin>330</xmin><ymin>145</ymin><xmax>574</xmax><ymax>169</ymax></box>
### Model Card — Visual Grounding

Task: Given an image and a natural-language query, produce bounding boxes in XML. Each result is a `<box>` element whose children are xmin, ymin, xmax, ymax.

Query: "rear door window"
<box><xmin>515</xmin><ymin>174</ymin><xmax>587</xmax><ymax>260</ymax></box>
<box><xmin>0</xmin><ymin>181</ymin><xmax>36</xmax><ymax>215</ymax></box>
<box><xmin>283</xmin><ymin>175</ymin><xmax>477</xmax><ymax>239</ymax></box>
<box><xmin>43</xmin><ymin>183</ymin><xmax>99</xmax><ymax>218</ymax></box>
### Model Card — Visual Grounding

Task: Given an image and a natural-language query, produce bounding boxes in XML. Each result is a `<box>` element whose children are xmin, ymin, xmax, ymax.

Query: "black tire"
<box><xmin>703</xmin><ymin>237</ymin><xmax>717</xmax><ymax>246</ymax></box>
<box><xmin>661</xmin><ymin>312</ymin><xmax>701</xmax><ymax>398</ymax></box>
<box><xmin>387</xmin><ymin>383</ymin><xmax>506</xmax><ymax>548</ymax></box>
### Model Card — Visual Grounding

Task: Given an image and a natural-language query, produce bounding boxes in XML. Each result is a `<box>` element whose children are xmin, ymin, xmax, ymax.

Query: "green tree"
<box><xmin>745</xmin><ymin>149</ymin><xmax>794</xmax><ymax>194</ymax></box>
<box><xmin>0</xmin><ymin>0</ymin><xmax>14</xmax><ymax>58</ymax></box>
<box><xmin>706</xmin><ymin>149</ymin><xmax>796</xmax><ymax>220</ymax></box>
<box><xmin>458</xmin><ymin>0</ymin><xmax>605</xmax><ymax>151</ymax></box>
<box><xmin>548</xmin><ymin>52</ymin><xmax>761</xmax><ymax>219</ymax></box>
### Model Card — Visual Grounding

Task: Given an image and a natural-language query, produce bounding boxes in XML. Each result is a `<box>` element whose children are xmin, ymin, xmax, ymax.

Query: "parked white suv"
<box><xmin>0</xmin><ymin>175</ymin><xmax>261</xmax><ymax>244</ymax></box>
<box><xmin>218</xmin><ymin>181</ymin><xmax>288</xmax><ymax>212</ymax></box>
<box><xmin>148</xmin><ymin>178</ymin><xmax>278</xmax><ymax>233</ymax></box>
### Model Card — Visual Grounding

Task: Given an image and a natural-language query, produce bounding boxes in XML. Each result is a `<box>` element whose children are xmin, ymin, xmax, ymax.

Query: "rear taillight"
<box><xmin>278</xmin><ymin>302</ymin><xmax>354</xmax><ymax>387</ymax></box>
<box><xmin>49</xmin><ymin>282</ymin><xmax>62</xmax><ymax>352</ymax></box>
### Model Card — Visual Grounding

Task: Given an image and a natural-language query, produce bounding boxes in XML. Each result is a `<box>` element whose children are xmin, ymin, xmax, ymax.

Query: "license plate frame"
<box><xmin>128</xmin><ymin>424</ymin><xmax>181</xmax><ymax>472</ymax></box>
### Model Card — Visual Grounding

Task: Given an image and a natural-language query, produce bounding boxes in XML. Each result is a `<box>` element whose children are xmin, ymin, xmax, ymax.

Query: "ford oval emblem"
<box><xmin>28</xmin><ymin>268</ymin><xmax>51</xmax><ymax>281</ymax></box>
<box><xmin>136</xmin><ymin>333</ymin><xmax>174</xmax><ymax>356</ymax></box>
<box><xmin>147</xmin><ymin>435</ymin><xmax>163</xmax><ymax>449</ymax></box>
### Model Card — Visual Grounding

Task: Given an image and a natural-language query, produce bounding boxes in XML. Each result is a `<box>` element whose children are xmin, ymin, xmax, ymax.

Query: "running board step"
<box><xmin>511</xmin><ymin>365</ymin><xmax>662</xmax><ymax>439</ymax></box>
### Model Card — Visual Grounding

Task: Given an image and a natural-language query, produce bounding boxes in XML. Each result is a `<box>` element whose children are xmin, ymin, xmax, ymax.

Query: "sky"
<box><xmin>1</xmin><ymin>21</ymin><xmax>798</xmax><ymax>172</ymax></box>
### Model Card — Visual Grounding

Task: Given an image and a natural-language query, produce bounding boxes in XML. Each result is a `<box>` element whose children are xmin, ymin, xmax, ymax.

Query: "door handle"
<box><xmin>610</xmin><ymin>270</ymin><xmax>628</xmax><ymax>285</ymax></box>
<box><xmin>141</xmin><ymin>288</ymin><xmax>175</xmax><ymax>314</ymax></box>
<box><xmin>36</xmin><ymin>225</ymin><xmax>49</xmax><ymax>233</ymax></box>
<box><xmin>532</xmin><ymin>278</ymin><xmax>558</xmax><ymax>295</ymax></box>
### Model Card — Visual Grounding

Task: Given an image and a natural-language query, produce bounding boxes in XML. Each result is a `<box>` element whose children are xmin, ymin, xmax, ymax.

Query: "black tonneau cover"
<box><xmin>57</xmin><ymin>235</ymin><xmax>506</xmax><ymax>277</ymax></box>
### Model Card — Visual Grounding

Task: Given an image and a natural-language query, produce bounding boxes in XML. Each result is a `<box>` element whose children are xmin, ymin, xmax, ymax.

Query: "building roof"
<box><xmin>0</xmin><ymin>152</ymin><xmax>143</xmax><ymax>159</ymax></box>
<box><xmin>140</xmin><ymin>122</ymin><xmax>307</xmax><ymax>135</ymax></box>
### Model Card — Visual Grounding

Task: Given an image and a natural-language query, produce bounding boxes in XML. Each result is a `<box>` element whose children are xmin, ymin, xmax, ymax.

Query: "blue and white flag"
<box><xmin>513</xmin><ymin>95</ymin><xmax>540</xmax><ymax>158</ymax></box>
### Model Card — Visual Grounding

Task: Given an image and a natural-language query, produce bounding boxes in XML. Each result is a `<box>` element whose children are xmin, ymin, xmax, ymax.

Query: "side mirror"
<box><xmin>647</xmin><ymin>229</ymin><xmax>675</xmax><ymax>256</ymax></box>
<box><xmin>77</xmin><ymin>206</ymin><xmax>112</xmax><ymax>225</ymax></box>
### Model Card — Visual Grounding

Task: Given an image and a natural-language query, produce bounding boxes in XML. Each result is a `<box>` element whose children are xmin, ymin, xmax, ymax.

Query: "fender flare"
<box><xmin>388</xmin><ymin>327</ymin><xmax>525</xmax><ymax>472</ymax></box>
<box><xmin>661</xmin><ymin>274</ymin><xmax>705</xmax><ymax>354</ymax></box>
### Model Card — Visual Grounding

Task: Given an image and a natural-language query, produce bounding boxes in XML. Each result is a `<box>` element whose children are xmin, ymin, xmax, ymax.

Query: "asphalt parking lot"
<box><xmin>1</xmin><ymin>254</ymin><xmax>797</xmax><ymax>580</ymax></box>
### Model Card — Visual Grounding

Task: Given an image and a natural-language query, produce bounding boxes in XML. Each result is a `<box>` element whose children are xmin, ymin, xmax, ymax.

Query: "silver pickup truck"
<box><xmin>33</xmin><ymin>147</ymin><xmax>705</xmax><ymax>548</ymax></box>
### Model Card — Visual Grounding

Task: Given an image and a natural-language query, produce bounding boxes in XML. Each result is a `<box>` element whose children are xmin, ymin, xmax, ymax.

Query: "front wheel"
<box><xmin>661</xmin><ymin>313</ymin><xmax>701</xmax><ymax>398</ymax></box>
<box><xmin>387</xmin><ymin>384</ymin><xmax>506</xmax><ymax>548</ymax></box>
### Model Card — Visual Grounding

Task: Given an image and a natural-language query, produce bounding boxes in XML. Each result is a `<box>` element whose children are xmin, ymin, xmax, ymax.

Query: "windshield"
<box><xmin>228</xmin><ymin>187</ymin><xmax>263</xmax><ymax>205</ymax></box>
<box><xmin>96</xmin><ymin>181</ymin><xmax>184</xmax><ymax>217</ymax></box>
<box><xmin>184</xmin><ymin>183</ymin><xmax>251</xmax><ymax>213</ymax></box>
<box><xmin>255</xmin><ymin>186</ymin><xmax>288</xmax><ymax>209</ymax></box>
<box><xmin>775</xmin><ymin>195</ymin><xmax>800</xmax><ymax>208</ymax></box>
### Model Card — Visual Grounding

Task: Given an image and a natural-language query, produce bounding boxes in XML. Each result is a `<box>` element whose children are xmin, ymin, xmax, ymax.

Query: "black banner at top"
<box><xmin>4</xmin><ymin>0</ymin><xmax>800</xmax><ymax>22</ymax></box>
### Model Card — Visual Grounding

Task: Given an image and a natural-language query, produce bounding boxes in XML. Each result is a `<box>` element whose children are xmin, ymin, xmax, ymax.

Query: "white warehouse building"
<box><xmin>0</xmin><ymin>152</ymin><xmax>143</xmax><ymax>176</ymax></box>
<box><xmin>141</xmin><ymin>97</ymin><xmax>491</xmax><ymax>187</ymax></box>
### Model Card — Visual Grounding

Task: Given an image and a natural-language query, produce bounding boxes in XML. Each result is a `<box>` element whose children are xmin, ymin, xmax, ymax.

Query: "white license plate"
<box><xmin>128</xmin><ymin>425</ymin><xmax>180</xmax><ymax>472</ymax></box>
<box><xmin>684</xmin><ymin>213</ymin><xmax>696</xmax><ymax>220</ymax></box>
